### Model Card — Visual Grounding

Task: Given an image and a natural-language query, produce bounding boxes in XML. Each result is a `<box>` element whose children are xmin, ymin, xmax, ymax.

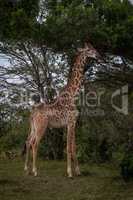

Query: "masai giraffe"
<box><xmin>24</xmin><ymin>42</ymin><xmax>101</xmax><ymax>177</ymax></box>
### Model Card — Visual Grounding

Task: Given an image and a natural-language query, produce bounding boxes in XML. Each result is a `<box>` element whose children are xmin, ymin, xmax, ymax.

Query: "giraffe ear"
<box><xmin>77</xmin><ymin>48</ymin><xmax>83</xmax><ymax>52</ymax></box>
<box><xmin>85</xmin><ymin>42</ymin><xmax>94</xmax><ymax>49</ymax></box>
<box><xmin>84</xmin><ymin>42</ymin><xmax>89</xmax><ymax>49</ymax></box>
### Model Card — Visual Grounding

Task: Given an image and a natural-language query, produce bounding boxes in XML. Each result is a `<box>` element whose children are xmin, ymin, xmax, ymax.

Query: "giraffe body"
<box><xmin>24</xmin><ymin>42</ymin><xmax>101</xmax><ymax>177</ymax></box>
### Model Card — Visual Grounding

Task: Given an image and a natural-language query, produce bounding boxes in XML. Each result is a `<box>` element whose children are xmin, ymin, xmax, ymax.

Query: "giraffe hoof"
<box><xmin>24</xmin><ymin>166</ymin><xmax>28</xmax><ymax>171</ymax></box>
<box><xmin>24</xmin><ymin>167</ymin><xmax>30</xmax><ymax>175</ymax></box>
<box><xmin>76</xmin><ymin>172</ymin><xmax>81</xmax><ymax>176</ymax></box>
<box><xmin>68</xmin><ymin>174</ymin><xmax>73</xmax><ymax>178</ymax></box>
<box><xmin>33</xmin><ymin>171</ymin><xmax>38</xmax><ymax>177</ymax></box>
<box><xmin>75</xmin><ymin>167</ymin><xmax>81</xmax><ymax>176</ymax></box>
<box><xmin>75</xmin><ymin>170</ymin><xmax>81</xmax><ymax>176</ymax></box>
<box><xmin>24</xmin><ymin>170</ymin><xmax>30</xmax><ymax>176</ymax></box>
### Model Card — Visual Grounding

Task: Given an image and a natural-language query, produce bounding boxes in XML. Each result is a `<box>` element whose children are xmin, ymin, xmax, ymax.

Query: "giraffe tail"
<box><xmin>21</xmin><ymin>142</ymin><xmax>27</xmax><ymax>156</ymax></box>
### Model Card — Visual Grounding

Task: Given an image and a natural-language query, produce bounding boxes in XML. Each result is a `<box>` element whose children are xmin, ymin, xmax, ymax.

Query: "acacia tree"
<box><xmin>0</xmin><ymin>42</ymin><xmax>68</xmax><ymax>101</ymax></box>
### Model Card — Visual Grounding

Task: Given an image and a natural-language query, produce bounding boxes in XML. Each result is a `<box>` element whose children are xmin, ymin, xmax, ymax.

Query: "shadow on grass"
<box><xmin>0</xmin><ymin>179</ymin><xmax>19</xmax><ymax>186</ymax></box>
<box><xmin>81</xmin><ymin>170</ymin><xmax>94</xmax><ymax>177</ymax></box>
<box><xmin>112</xmin><ymin>175</ymin><xmax>133</xmax><ymax>184</ymax></box>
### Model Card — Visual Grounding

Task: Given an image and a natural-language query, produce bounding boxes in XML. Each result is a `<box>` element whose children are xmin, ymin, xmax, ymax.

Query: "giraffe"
<box><xmin>24</xmin><ymin>42</ymin><xmax>101</xmax><ymax>178</ymax></box>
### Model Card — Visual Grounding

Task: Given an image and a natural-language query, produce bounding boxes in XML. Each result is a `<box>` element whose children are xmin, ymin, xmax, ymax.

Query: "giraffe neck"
<box><xmin>62</xmin><ymin>53</ymin><xmax>86</xmax><ymax>98</ymax></box>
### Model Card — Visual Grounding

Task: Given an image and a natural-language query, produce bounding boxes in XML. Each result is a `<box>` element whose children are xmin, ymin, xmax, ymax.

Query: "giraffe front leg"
<box><xmin>24</xmin><ymin>140</ymin><xmax>30</xmax><ymax>174</ymax></box>
<box><xmin>32</xmin><ymin>143</ymin><xmax>38</xmax><ymax>177</ymax></box>
<box><xmin>70</xmin><ymin>120</ymin><xmax>81</xmax><ymax>176</ymax></box>
<box><xmin>67</xmin><ymin>124</ymin><xmax>73</xmax><ymax>178</ymax></box>
<box><xmin>72</xmin><ymin>132</ymin><xmax>81</xmax><ymax>176</ymax></box>
<box><xmin>67</xmin><ymin>148</ymin><xmax>72</xmax><ymax>178</ymax></box>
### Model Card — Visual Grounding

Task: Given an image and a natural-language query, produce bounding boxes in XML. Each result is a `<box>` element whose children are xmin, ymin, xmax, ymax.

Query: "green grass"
<box><xmin>0</xmin><ymin>159</ymin><xmax>133</xmax><ymax>200</ymax></box>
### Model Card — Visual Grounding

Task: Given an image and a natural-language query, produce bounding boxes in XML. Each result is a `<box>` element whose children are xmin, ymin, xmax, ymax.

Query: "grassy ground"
<box><xmin>0</xmin><ymin>159</ymin><xmax>133</xmax><ymax>200</ymax></box>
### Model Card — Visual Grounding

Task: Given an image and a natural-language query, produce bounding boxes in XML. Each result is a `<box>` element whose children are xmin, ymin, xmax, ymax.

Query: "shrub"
<box><xmin>120</xmin><ymin>151</ymin><xmax>133</xmax><ymax>181</ymax></box>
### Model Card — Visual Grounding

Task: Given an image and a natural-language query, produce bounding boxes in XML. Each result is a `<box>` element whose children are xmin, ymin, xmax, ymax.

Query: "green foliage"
<box><xmin>1</xmin><ymin>0</ymin><xmax>133</xmax><ymax>59</ymax></box>
<box><xmin>0</xmin><ymin>0</ymin><xmax>39</xmax><ymax>41</ymax></box>
<box><xmin>120</xmin><ymin>151</ymin><xmax>133</xmax><ymax>181</ymax></box>
<box><xmin>42</xmin><ymin>0</ymin><xmax>133</xmax><ymax>59</ymax></box>
<box><xmin>77</xmin><ymin>118</ymin><xmax>114</xmax><ymax>163</ymax></box>
<box><xmin>0</xmin><ymin>106</ymin><xmax>29</xmax><ymax>153</ymax></box>
<box><xmin>20</xmin><ymin>0</ymin><xmax>39</xmax><ymax>18</ymax></box>
<box><xmin>39</xmin><ymin>129</ymin><xmax>64</xmax><ymax>160</ymax></box>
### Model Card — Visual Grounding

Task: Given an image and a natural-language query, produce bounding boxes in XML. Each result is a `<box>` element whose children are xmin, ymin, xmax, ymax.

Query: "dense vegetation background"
<box><xmin>0</xmin><ymin>0</ymin><xmax>133</xmax><ymax>180</ymax></box>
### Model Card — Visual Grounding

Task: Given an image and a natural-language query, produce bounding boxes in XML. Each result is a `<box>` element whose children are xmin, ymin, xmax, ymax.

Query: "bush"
<box><xmin>120</xmin><ymin>151</ymin><xmax>133</xmax><ymax>181</ymax></box>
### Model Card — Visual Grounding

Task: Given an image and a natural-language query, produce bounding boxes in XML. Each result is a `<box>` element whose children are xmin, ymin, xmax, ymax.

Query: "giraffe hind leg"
<box><xmin>67</xmin><ymin>122</ymin><xmax>75</xmax><ymax>178</ymax></box>
<box><xmin>67</xmin><ymin>117</ymin><xmax>80</xmax><ymax>177</ymax></box>
<box><xmin>71</xmin><ymin>127</ymin><xmax>80</xmax><ymax>176</ymax></box>
<box><xmin>24</xmin><ymin>114</ymin><xmax>35</xmax><ymax>174</ymax></box>
<box><xmin>24</xmin><ymin>135</ymin><xmax>33</xmax><ymax>175</ymax></box>
<box><xmin>31</xmin><ymin>114</ymin><xmax>48</xmax><ymax>176</ymax></box>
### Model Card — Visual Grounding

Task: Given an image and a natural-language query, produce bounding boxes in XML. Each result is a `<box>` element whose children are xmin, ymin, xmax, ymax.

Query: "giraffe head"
<box><xmin>78</xmin><ymin>42</ymin><xmax>101</xmax><ymax>62</ymax></box>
